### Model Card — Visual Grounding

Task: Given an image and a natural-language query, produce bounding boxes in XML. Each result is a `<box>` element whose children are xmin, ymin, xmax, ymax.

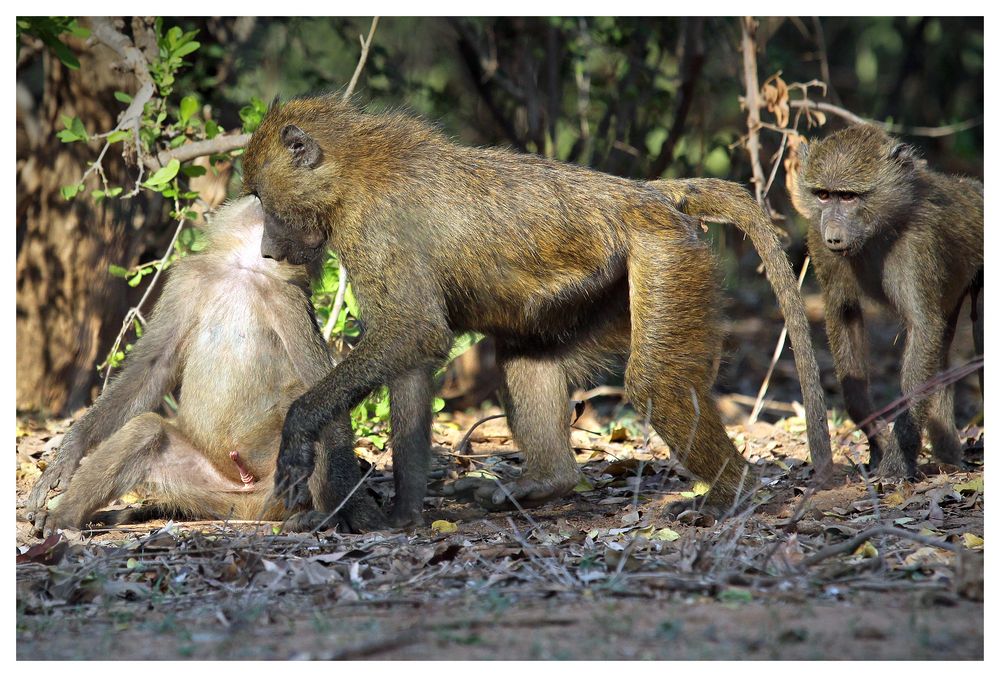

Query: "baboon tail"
<box><xmin>970</xmin><ymin>267</ymin><xmax>984</xmax><ymax>397</ymax></box>
<box><xmin>649</xmin><ymin>178</ymin><xmax>833</xmax><ymax>473</ymax></box>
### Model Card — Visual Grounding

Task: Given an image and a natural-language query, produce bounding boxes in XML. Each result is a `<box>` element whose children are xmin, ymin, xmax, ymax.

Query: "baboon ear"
<box><xmin>281</xmin><ymin>124</ymin><xmax>323</xmax><ymax>169</ymax></box>
<box><xmin>888</xmin><ymin>142</ymin><xmax>916</xmax><ymax>166</ymax></box>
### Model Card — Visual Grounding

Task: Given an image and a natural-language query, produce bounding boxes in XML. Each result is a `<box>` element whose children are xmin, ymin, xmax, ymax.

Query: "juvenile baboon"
<box><xmin>792</xmin><ymin>124</ymin><xmax>984</xmax><ymax>477</ymax></box>
<box><xmin>242</xmin><ymin>95</ymin><xmax>831</xmax><ymax>526</ymax></box>
<box><xmin>25</xmin><ymin>196</ymin><xmax>385</xmax><ymax>535</ymax></box>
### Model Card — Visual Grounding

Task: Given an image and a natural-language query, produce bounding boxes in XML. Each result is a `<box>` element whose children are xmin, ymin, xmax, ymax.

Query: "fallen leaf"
<box><xmin>903</xmin><ymin>547</ymin><xmax>953</xmax><ymax>570</ymax></box>
<box><xmin>882</xmin><ymin>491</ymin><xmax>905</xmax><ymax>507</ymax></box>
<box><xmin>431</xmin><ymin>519</ymin><xmax>458</xmax><ymax>534</ymax></box>
<box><xmin>954</xmin><ymin>477</ymin><xmax>983</xmax><ymax>494</ymax></box>
<box><xmin>16</xmin><ymin>533</ymin><xmax>66</xmax><ymax>565</ymax></box>
<box><xmin>852</xmin><ymin>541</ymin><xmax>878</xmax><ymax>559</ymax></box>
<box><xmin>961</xmin><ymin>533</ymin><xmax>984</xmax><ymax>550</ymax></box>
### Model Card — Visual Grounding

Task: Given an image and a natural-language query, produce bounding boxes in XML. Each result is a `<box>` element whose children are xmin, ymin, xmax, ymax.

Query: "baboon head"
<box><xmin>241</xmin><ymin>95</ymin><xmax>356</xmax><ymax>265</ymax></box>
<box><xmin>793</xmin><ymin>124</ymin><xmax>920</xmax><ymax>256</ymax></box>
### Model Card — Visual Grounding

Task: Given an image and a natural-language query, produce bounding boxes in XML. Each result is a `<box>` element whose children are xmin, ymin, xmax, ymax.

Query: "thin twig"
<box><xmin>802</xmin><ymin>525</ymin><xmax>960</xmax><ymax>568</ymax></box>
<box><xmin>740</xmin><ymin>17</ymin><xmax>767</xmax><ymax>208</ymax></box>
<box><xmin>781</xmin><ymin>99</ymin><xmax>983</xmax><ymax>138</ymax></box>
<box><xmin>849</xmin><ymin>356</ymin><xmax>983</xmax><ymax>441</ymax></box>
<box><xmin>102</xmin><ymin>198</ymin><xmax>188</xmax><ymax>390</ymax></box>
<box><xmin>322</xmin><ymin>17</ymin><xmax>379</xmax><ymax>344</ymax></box>
<box><xmin>748</xmin><ymin>257</ymin><xmax>810</xmax><ymax>424</ymax></box>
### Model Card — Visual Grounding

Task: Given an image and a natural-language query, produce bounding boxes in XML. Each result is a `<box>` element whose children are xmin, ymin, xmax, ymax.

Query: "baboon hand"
<box><xmin>274</xmin><ymin>430</ymin><xmax>317</xmax><ymax>510</ymax></box>
<box><xmin>26</xmin><ymin>459</ymin><xmax>77</xmax><ymax>536</ymax></box>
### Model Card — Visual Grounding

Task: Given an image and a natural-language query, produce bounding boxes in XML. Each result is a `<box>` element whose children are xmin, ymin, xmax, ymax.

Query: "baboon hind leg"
<box><xmin>924</xmin><ymin>298</ymin><xmax>965</xmax><ymax>466</ymax></box>
<box><xmin>626</xmin><ymin>232</ymin><xmax>753</xmax><ymax>517</ymax></box>
<box><xmin>47</xmin><ymin>412</ymin><xmax>267</xmax><ymax>533</ymax></box>
<box><xmin>445</xmin><ymin>315</ymin><xmax>631</xmax><ymax>511</ymax></box>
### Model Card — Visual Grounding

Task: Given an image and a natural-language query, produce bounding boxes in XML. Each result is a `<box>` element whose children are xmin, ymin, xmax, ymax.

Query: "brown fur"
<box><xmin>241</xmin><ymin>95</ymin><xmax>829</xmax><ymax>524</ymax></box>
<box><xmin>26</xmin><ymin>197</ymin><xmax>384</xmax><ymax>534</ymax></box>
<box><xmin>791</xmin><ymin>124</ymin><xmax>983</xmax><ymax>476</ymax></box>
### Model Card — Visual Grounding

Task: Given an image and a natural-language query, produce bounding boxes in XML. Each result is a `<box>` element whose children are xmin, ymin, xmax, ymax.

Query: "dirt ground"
<box><xmin>15</xmin><ymin>293</ymin><xmax>984</xmax><ymax>660</ymax></box>
<box><xmin>15</xmin><ymin>408</ymin><xmax>985</xmax><ymax>660</ymax></box>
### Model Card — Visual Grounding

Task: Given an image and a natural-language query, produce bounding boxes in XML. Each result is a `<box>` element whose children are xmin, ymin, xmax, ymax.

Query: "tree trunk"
<box><xmin>16</xmin><ymin>27</ymin><xmax>168</xmax><ymax>414</ymax></box>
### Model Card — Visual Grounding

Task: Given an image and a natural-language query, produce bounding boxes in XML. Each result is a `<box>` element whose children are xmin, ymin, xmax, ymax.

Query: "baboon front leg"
<box><xmin>825</xmin><ymin>300</ymin><xmax>901</xmax><ymax>475</ymax></box>
<box><xmin>303</xmin><ymin>412</ymin><xmax>387</xmax><ymax>533</ymax></box>
<box><xmin>387</xmin><ymin>369</ymin><xmax>434</xmax><ymax>527</ymax></box>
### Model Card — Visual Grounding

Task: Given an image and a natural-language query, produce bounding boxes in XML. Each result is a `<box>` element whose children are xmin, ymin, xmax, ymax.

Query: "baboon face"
<box><xmin>243</xmin><ymin>101</ymin><xmax>340</xmax><ymax>265</ymax></box>
<box><xmin>795</xmin><ymin>125</ymin><xmax>919</xmax><ymax>257</ymax></box>
<box><xmin>259</xmin><ymin>206</ymin><xmax>326</xmax><ymax>265</ymax></box>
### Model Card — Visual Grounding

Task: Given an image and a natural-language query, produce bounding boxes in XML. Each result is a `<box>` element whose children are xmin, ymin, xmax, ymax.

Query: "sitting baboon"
<box><xmin>791</xmin><ymin>124</ymin><xmax>983</xmax><ymax>477</ymax></box>
<box><xmin>26</xmin><ymin>196</ymin><xmax>385</xmax><ymax>535</ymax></box>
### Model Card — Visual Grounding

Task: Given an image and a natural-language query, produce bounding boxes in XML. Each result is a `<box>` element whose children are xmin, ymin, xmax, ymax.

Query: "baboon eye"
<box><xmin>839</xmin><ymin>192</ymin><xmax>858</xmax><ymax>202</ymax></box>
<box><xmin>815</xmin><ymin>190</ymin><xmax>830</xmax><ymax>202</ymax></box>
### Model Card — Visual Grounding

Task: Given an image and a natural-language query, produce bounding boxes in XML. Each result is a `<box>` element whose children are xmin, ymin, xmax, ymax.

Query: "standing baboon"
<box><xmin>242</xmin><ymin>95</ymin><xmax>830</xmax><ymax>526</ymax></box>
<box><xmin>25</xmin><ymin>196</ymin><xmax>385</xmax><ymax>535</ymax></box>
<box><xmin>792</xmin><ymin>124</ymin><xmax>983</xmax><ymax>477</ymax></box>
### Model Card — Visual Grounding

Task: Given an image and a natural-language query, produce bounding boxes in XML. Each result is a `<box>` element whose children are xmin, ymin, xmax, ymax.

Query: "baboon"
<box><xmin>792</xmin><ymin>124</ymin><xmax>983</xmax><ymax>477</ymax></box>
<box><xmin>242</xmin><ymin>95</ymin><xmax>830</xmax><ymax>526</ymax></box>
<box><xmin>25</xmin><ymin>196</ymin><xmax>385</xmax><ymax>535</ymax></box>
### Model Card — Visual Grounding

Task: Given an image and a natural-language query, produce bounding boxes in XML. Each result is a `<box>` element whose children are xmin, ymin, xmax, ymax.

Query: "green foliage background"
<box><xmin>20</xmin><ymin>16</ymin><xmax>984</xmax><ymax>434</ymax></box>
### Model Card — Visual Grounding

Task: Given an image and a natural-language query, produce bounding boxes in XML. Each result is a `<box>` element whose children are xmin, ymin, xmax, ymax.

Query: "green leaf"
<box><xmin>144</xmin><ymin>158</ymin><xmax>181</xmax><ymax>187</ymax></box>
<box><xmin>107</xmin><ymin>130</ymin><xmax>130</xmax><ymax>143</ymax></box>
<box><xmin>447</xmin><ymin>332</ymin><xmax>485</xmax><ymax>363</ymax></box>
<box><xmin>127</xmin><ymin>274</ymin><xmax>143</xmax><ymax>287</ymax></box>
<box><xmin>717</xmin><ymin>587</ymin><xmax>753</xmax><ymax>603</ymax></box>
<box><xmin>91</xmin><ymin>190</ymin><xmax>106</xmax><ymax>203</ymax></box>
<box><xmin>114</xmin><ymin>91</ymin><xmax>133</xmax><ymax>104</ymax></box>
<box><xmin>172</xmin><ymin>41</ymin><xmax>200</xmax><ymax>59</ymax></box>
<box><xmin>60</xmin><ymin>184</ymin><xmax>83</xmax><ymax>200</ymax></box>
<box><xmin>182</xmin><ymin>164</ymin><xmax>207</xmax><ymax>178</ymax></box>
<box><xmin>179</xmin><ymin>95</ymin><xmax>198</xmax><ymax>124</ymax></box>
<box><xmin>432</xmin><ymin>397</ymin><xmax>446</xmax><ymax>413</ymax></box>
<box><xmin>108</xmin><ymin>264</ymin><xmax>129</xmax><ymax>278</ymax></box>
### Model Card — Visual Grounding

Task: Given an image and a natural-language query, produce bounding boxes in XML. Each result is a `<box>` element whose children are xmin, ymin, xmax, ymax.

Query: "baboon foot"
<box><xmin>26</xmin><ymin>459</ymin><xmax>78</xmax><ymax>536</ymax></box>
<box><xmin>440</xmin><ymin>473</ymin><xmax>578</xmax><ymax>511</ymax></box>
<box><xmin>873</xmin><ymin>457</ymin><xmax>917</xmax><ymax>480</ymax></box>
<box><xmin>388</xmin><ymin>504</ymin><xmax>424</xmax><ymax>529</ymax></box>
<box><xmin>284</xmin><ymin>510</ymin><xmax>349</xmax><ymax>534</ymax></box>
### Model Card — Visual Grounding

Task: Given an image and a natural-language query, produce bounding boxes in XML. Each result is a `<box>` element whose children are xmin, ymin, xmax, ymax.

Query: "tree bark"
<box><xmin>16</xmin><ymin>25</ymin><xmax>168</xmax><ymax>414</ymax></box>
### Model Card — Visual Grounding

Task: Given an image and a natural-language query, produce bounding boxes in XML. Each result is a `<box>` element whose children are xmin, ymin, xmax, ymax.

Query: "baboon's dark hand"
<box><xmin>274</xmin><ymin>430</ymin><xmax>317</xmax><ymax>510</ymax></box>
<box><xmin>26</xmin><ymin>460</ymin><xmax>76</xmax><ymax>536</ymax></box>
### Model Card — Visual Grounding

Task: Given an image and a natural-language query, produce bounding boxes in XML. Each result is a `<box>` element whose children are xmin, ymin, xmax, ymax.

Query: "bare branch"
<box><xmin>783</xmin><ymin>99</ymin><xmax>983</xmax><ymax>138</ymax></box>
<box><xmin>152</xmin><ymin>133</ymin><xmax>250</xmax><ymax>169</ymax></box>
<box><xmin>344</xmin><ymin>17</ymin><xmax>380</xmax><ymax>101</ymax></box>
